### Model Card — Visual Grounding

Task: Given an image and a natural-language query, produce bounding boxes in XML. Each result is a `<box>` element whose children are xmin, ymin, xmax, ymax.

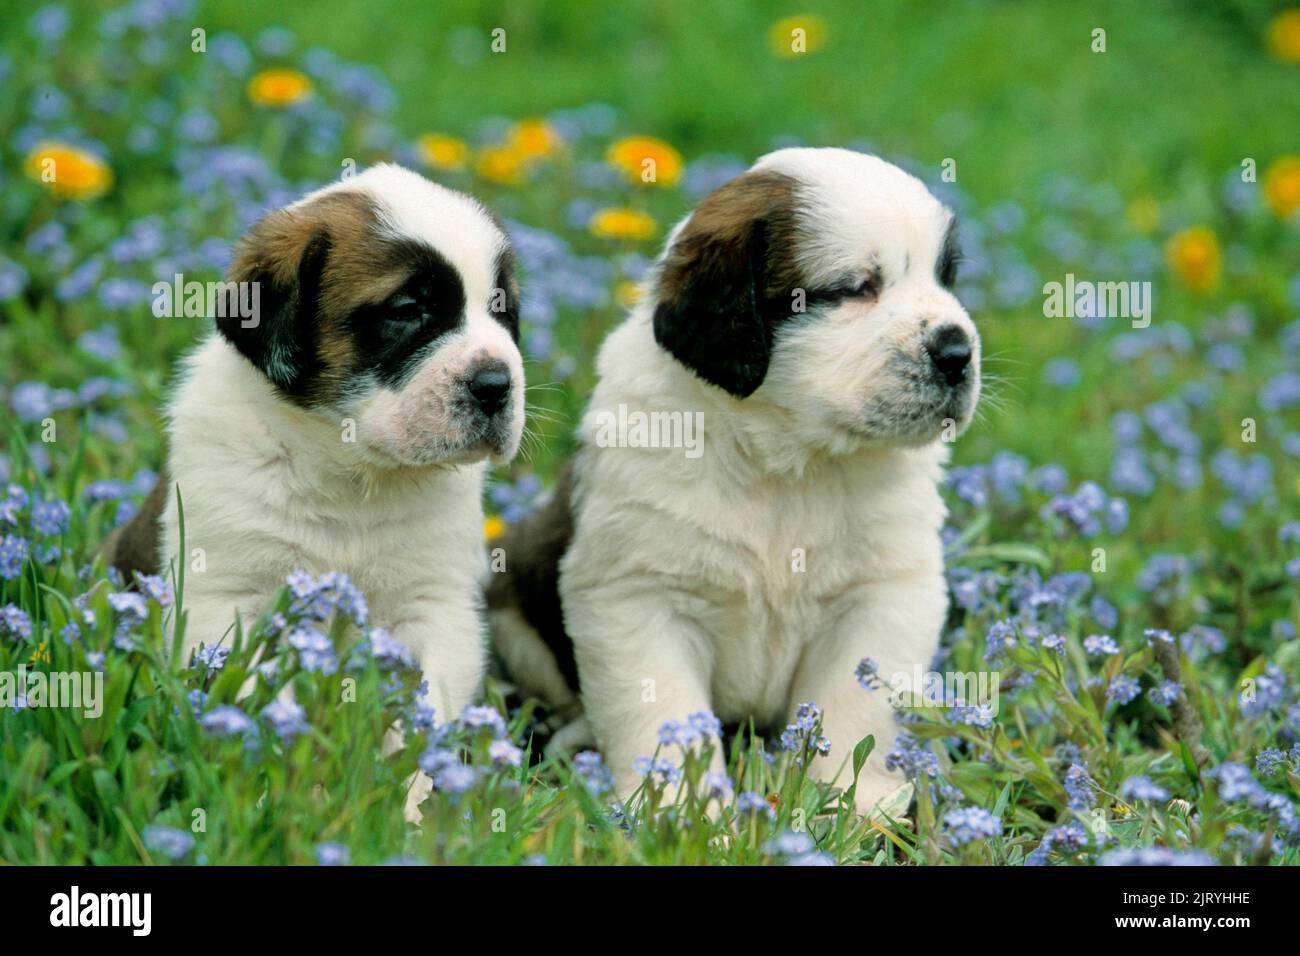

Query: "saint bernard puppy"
<box><xmin>105</xmin><ymin>163</ymin><xmax>525</xmax><ymax>720</ymax></box>
<box><xmin>488</xmin><ymin>148</ymin><xmax>979</xmax><ymax>813</ymax></box>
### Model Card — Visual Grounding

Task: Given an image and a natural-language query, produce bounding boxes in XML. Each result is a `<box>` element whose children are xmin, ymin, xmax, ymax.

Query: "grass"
<box><xmin>1</xmin><ymin>0</ymin><xmax>1299</xmax><ymax>865</ymax></box>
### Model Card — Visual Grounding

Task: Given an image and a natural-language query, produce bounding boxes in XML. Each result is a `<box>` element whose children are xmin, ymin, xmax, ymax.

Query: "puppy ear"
<box><xmin>218</xmin><ymin>210</ymin><xmax>331</xmax><ymax>396</ymax></box>
<box><xmin>652</xmin><ymin>171</ymin><xmax>796</xmax><ymax>398</ymax></box>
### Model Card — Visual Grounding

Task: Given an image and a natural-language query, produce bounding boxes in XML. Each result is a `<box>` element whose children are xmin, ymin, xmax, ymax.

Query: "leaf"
<box><xmin>852</xmin><ymin>734</ymin><xmax>875</xmax><ymax>779</ymax></box>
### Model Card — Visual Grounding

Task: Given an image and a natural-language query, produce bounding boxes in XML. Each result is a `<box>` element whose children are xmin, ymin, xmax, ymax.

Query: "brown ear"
<box><xmin>218</xmin><ymin>207</ymin><xmax>332</xmax><ymax>397</ymax></box>
<box><xmin>652</xmin><ymin>170</ymin><xmax>798</xmax><ymax>398</ymax></box>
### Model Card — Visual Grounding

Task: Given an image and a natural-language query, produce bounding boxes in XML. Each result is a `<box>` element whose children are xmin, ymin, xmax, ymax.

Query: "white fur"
<box><xmin>558</xmin><ymin>148</ymin><xmax>978</xmax><ymax>813</ymax></box>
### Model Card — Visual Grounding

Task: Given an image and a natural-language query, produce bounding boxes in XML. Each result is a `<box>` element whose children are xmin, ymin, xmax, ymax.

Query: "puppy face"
<box><xmin>652</xmin><ymin>147</ymin><xmax>979</xmax><ymax>450</ymax></box>
<box><xmin>219</xmin><ymin>163</ymin><xmax>524</xmax><ymax>467</ymax></box>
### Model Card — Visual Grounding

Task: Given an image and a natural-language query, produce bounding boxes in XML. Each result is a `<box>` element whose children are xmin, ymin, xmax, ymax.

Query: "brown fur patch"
<box><xmin>651</xmin><ymin>170</ymin><xmax>802</xmax><ymax>397</ymax></box>
<box><xmin>101</xmin><ymin>467</ymin><xmax>169</xmax><ymax>582</ymax></box>
<box><xmin>486</xmin><ymin>464</ymin><xmax>579</xmax><ymax>691</ymax></box>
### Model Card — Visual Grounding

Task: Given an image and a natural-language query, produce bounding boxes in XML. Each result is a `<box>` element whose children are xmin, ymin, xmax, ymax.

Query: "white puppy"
<box><xmin>489</xmin><ymin>148</ymin><xmax>979</xmax><ymax>813</ymax></box>
<box><xmin>106</xmin><ymin>163</ymin><xmax>525</xmax><ymax>720</ymax></box>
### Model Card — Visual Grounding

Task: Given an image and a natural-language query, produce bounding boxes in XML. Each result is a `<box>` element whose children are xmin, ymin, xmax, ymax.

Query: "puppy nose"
<box><xmin>925</xmin><ymin>325</ymin><xmax>972</xmax><ymax>386</ymax></box>
<box><xmin>467</xmin><ymin>363</ymin><xmax>512</xmax><ymax>415</ymax></box>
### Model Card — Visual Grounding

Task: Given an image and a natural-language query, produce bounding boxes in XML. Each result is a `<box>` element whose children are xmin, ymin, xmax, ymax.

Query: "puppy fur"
<box><xmin>489</xmin><ymin>148</ymin><xmax>979</xmax><ymax>811</ymax></box>
<box><xmin>106</xmin><ymin>163</ymin><xmax>524</xmax><ymax>721</ymax></box>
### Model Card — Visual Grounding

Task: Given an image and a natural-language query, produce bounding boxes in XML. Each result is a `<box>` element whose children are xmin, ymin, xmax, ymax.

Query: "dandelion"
<box><xmin>475</xmin><ymin>144</ymin><xmax>528</xmax><ymax>185</ymax></box>
<box><xmin>508</xmin><ymin>119</ymin><xmax>562</xmax><ymax>159</ymax></box>
<box><xmin>588</xmin><ymin>207</ymin><xmax>657</xmax><ymax>241</ymax></box>
<box><xmin>1264</xmin><ymin>155</ymin><xmax>1300</xmax><ymax>219</ymax></box>
<box><xmin>943</xmin><ymin>806</ymin><xmax>1003</xmax><ymax>844</ymax></box>
<box><xmin>247</xmin><ymin>68</ymin><xmax>313</xmax><ymax>107</ymax></box>
<box><xmin>1266</xmin><ymin>8</ymin><xmax>1300</xmax><ymax>63</ymax></box>
<box><xmin>23</xmin><ymin>142</ymin><xmax>113</xmax><ymax>200</ymax></box>
<box><xmin>416</xmin><ymin>133</ymin><xmax>469</xmax><ymax>172</ymax></box>
<box><xmin>483</xmin><ymin>515</ymin><xmax>506</xmax><ymax>540</ymax></box>
<box><xmin>1165</xmin><ymin>227</ymin><xmax>1220</xmax><ymax>292</ymax></box>
<box><xmin>767</xmin><ymin>15</ymin><xmax>827</xmax><ymax>58</ymax></box>
<box><xmin>606</xmin><ymin>135</ymin><xmax>682</xmax><ymax>186</ymax></box>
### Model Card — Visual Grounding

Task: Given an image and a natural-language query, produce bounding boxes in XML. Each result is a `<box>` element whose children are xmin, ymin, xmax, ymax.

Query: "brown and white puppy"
<box><xmin>106</xmin><ymin>163</ymin><xmax>524</xmax><ymax>722</ymax></box>
<box><xmin>489</xmin><ymin>148</ymin><xmax>979</xmax><ymax>812</ymax></box>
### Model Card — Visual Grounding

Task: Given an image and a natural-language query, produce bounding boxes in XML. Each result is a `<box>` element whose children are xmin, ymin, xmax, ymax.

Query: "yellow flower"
<box><xmin>247</xmin><ymin>68</ymin><xmax>313</xmax><ymax>107</ymax></box>
<box><xmin>614</xmin><ymin>279</ymin><xmax>643</xmax><ymax>307</ymax></box>
<box><xmin>23</xmin><ymin>142</ymin><xmax>113</xmax><ymax>200</ymax></box>
<box><xmin>416</xmin><ymin>134</ymin><xmax>470</xmax><ymax>172</ymax></box>
<box><xmin>768</xmin><ymin>14</ymin><xmax>827</xmax><ymax>58</ymax></box>
<box><xmin>484</xmin><ymin>516</ymin><xmax>506</xmax><ymax>541</ymax></box>
<box><xmin>606</xmin><ymin>136</ymin><xmax>682</xmax><ymax>187</ymax></box>
<box><xmin>1267</xmin><ymin>8</ymin><xmax>1300</xmax><ymax>62</ymax></box>
<box><xmin>1126</xmin><ymin>196</ymin><xmax>1160</xmax><ymax>234</ymax></box>
<box><xmin>589</xmin><ymin>208</ymin><xmax>657</xmax><ymax>241</ymax></box>
<box><xmin>1263</xmin><ymin>155</ymin><xmax>1300</xmax><ymax>219</ymax></box>
<box><xmin>475</xmin><ymin>145</ymin><xmax>528</xmax><ymax>185</ymax></box>
<box><xmin>1165</xmin><ymin>226</ymin><xmax>1220</xmax><ymax>293</ymax></box>
<box><xmin>508</xmin><ymin>119</ymin><xmax>562</xmax><ymax>159</ymax></box>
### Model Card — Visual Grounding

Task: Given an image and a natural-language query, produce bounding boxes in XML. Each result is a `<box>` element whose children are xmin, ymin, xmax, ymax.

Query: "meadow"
<box><xmin>1</xmin><ymin>0</ymin><xmax>1299</xmax><ymax>865</ymax></box>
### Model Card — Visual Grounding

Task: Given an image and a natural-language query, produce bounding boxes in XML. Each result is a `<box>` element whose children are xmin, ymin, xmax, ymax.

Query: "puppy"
<box><xmin>106</xmin><ymin>163</ymin><xmax>524</xmax><ymax>720</ymax></box>
<box><xmin>489</xmin><ymin>148</ymin><xmax>979</xmax><ymax>813</ymax></box>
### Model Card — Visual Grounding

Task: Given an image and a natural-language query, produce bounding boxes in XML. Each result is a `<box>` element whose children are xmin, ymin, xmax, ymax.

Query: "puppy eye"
<box><xmin>386</xmin><ymin>294</ymin><xmax>427</xmax><ymax>322</ymax></box>
<box><xmin>851</xmin><ymin>273</ymin><xmax>882</xmax><ymax>299</ymax></box>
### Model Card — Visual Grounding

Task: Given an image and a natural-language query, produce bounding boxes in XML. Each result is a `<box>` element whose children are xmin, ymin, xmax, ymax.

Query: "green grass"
<box><xmin>1</xmin><ymin>0</ymin><xmax>1299</xmax><ymax>865</ymax></box>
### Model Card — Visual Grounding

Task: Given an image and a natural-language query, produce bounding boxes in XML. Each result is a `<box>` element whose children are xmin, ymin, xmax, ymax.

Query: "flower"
<box><xmin>416</xmin><ymin>133</ymin><xmax>469</xmax><ymax>172</ymax></box>
<box><xmin>588</xmin><ymin>207</ymin><xmax>656</xmax><ymax>241</ymax></box>
<box><xmin>23</xmin><ymin>142</ymin><xmax>113</xmax><ymax>200</ymax></box>
<box><xmin>315</xmin><ymin>842</ymin><xmax>350</xmax><ymax>866</ymax></box>
<box><xmin>200</xmin><ymin>705</ymin><xmax>257</xmax><ymax>738</ymax></box>
<box><xmin>1107</xmin><ymin>675</ymin><xmax>1141</xmax><ymax>706</ymax></box>
<box><xmin>1083</xmin><ymin>634</ymin><xmax>1120</xmax><ymax>656</ymax></box>
<box><xmin>489</xmin><ymin>739</ymin><xmax>523</xmax><ymax>767</ymax></box>
<box><xmin>247</xmin><ymin>68</ymin><xmax>312</xmax><ymax>106</ymax></box>
<box><xmin>1165</xmin><ymin>227</ymin><xmax>1220</xmax><ymax>293</ymax></box>
<box><xmin>606</xmin><ymin>136</ymin><xmax>682</xmax><ymax>186</ymax></box>
<box><xmin>1</xmin><ymin>604</ymin><xmax>33</xmax><ymax>641</ymax></box>
<box><xmin>1267</xmin><ymin>8</ymin><xmax>1300</xmax><ymax>62</ymax></box>
<box><xmin>508</xmin><ymin>119</ymin><xmax>562</xmax><ymax>159</ymax></box>
<box><xmin>943</xmin><ymin>806</ymin><xmax>1003</xmax><ymax>844</ymax></box>
<box><xmin>1120</xmin><ymin>775</ymin><xmax>1169</xmax><ymax>802</ymax></box>
<box><xmin>262</xmin><ymin>697</ymin><xmax>309</xmax><ymax>740</ymax></box>
<box><xmin>1100</xmin><ymin>847</ymin><xmax>1216</xmax><ymax>866</ymax></box>
<box><xmin>483</xmin><ymin>515</ymin><xmax>506</xmax><ymax>540</ymax></box>
<box><xmin>1264</xmin><ymin>155</ymin><xmax>1300</xmax><ymax>219</ymax></box>
<box><xmin>475</xmin><ymin>145</ymin><xmax>528</xmax><ymax>185</ymax></box>
<box><xmin>767</xmin><ymin>15</ymin><xmax>828</xmax><ymax>58</ymax></box>
<box><xmin>142</xmin><ymin>825</ymin><xmax>194</xmax><ymax>861</ymax></box>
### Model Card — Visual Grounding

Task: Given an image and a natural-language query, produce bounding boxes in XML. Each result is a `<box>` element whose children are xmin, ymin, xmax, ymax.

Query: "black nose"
<box><xmin>467</xmin><ymin>364</ymin><xmax>512</xmax><ymax>416</ymax></box>
<box><xmin>925</xmin><ymin>325</ymin><xmax>972</xmax><ymax>386</ymax></box>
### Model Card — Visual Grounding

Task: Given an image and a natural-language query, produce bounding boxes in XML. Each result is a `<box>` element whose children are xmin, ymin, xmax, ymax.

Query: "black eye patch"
<box><xmin>936</xmin><ymin>218</ymin><xmax>961</xmax><ymax>288</ymax></box>
<box><xmin>491</xmin><ymin>248</ymin><xmax>521</xmax><ymax>343</ymax></box>
<box><xmin>346</xmin><ymin>240</ymin><xmax>467</xmax><ymax>389</ymax></box>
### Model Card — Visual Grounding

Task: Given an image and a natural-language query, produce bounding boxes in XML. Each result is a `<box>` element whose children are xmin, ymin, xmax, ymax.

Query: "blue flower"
<box><xmin>1099</xmin><ymin>847</ymin><xmax>1215</xmax><ymax>866</ymax></box>
<box><xmin>200</xmin><ymin>705</ymin><xmax>256</xmax><ymax>738</ymax></box>
<box><xmin>943</xmin><ymin>806</ymin><xmax>1003</xmax><ymax>844</ymax></box>
<box><xmin>1107</xmin><ymin>675</ymin><xmax>1141</xmax><ymax>706</ymax></box>
<box><xmin>315</xmin><ymin>842</ymin><xmax>350</xmax><ymax>866</ymax></box>
<box><xmin>142</xmin><ymin>825</ymin><xmax>194</xmax><ymax>860</ymax></box>
<box><xmin>1120</xmin><ymin>775</ymin><xmax>1168</xmax><ymax>802</ymax></box>
<box><xmin>1</xmin><ymin>604</ymin><xmax>33</xmax><ymax>641</ymax></box>
<box><xmin>261</xmin><ymin>697</ymin><xmax>309</xmax><ymax>740</ymax></box>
